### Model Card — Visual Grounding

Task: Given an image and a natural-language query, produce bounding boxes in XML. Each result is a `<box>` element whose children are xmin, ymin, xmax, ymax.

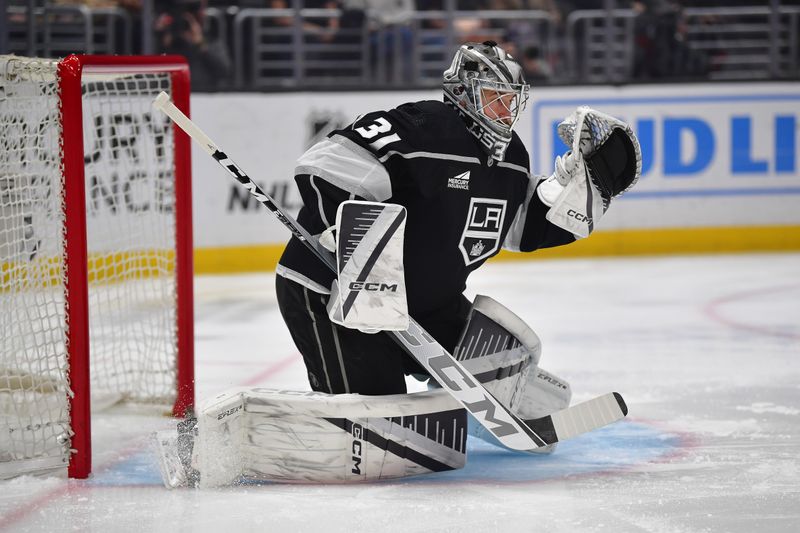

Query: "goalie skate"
<box><xmin>153</xmin><ymin>417</ymin><xmax>199</xmax><ymax>489</ymax></box>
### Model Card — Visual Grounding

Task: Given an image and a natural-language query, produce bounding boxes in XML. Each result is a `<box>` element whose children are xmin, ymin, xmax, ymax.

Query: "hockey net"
<box><xmin>0</xmin><ymin>55</ymin><xmax>194</xmax><ymax>479</ymax></box>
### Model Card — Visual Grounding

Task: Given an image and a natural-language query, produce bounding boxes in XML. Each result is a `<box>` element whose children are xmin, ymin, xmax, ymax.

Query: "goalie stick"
<box><xmin>152</xmin><ymin>92</ymin><xmax>628</xmax><ymax>450</ymax></box>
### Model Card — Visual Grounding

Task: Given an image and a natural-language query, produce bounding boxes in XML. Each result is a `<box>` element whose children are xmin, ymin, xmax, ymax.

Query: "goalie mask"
<box><xmin>443</xmin><ymin>41</ymin><xmax>530</xmax><ymax>161</ymax></box>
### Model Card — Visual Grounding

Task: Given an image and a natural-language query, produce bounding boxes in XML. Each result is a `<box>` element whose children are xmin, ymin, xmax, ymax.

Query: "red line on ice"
<box><xmin>702</xmin><ymin>283</ymin><xmax>800</xmax><ymax>340</ymax></box>
<box><xmin>240</xmin><ymin>352</ymin><xmax>299</xmax><ymax>386</ymax></box>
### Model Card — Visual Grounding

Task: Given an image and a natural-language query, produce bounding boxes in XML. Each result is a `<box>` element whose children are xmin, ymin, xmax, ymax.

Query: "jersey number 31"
<box><xmin>355</xmin><ymin>117</ymin><xmax>401</xmax><ymax>150</ymax></box>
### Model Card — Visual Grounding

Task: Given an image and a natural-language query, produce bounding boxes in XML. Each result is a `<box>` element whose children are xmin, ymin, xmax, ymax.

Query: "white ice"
<box><xmin>1</xmin><ymin>253</ymin><xmax>799</xmax><ymax>532</ymax></box>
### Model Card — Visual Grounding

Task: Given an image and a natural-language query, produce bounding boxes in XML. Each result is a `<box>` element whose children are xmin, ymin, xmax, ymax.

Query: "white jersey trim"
<box><xmin>330</xmin><ymin>325</ymin><xmax>350</xmax><ymax>393</ymax></box>
<box><xmin>303</xmin><ymin>287</ymin><xmax>334</xmax><ymax>392</ymax></box>
<box><xmin>276</xmin><ymin>264</ymin><xmax>331</xmax><ymax>295</ymax></box>
<box><xmin>309</xmin><ymin>176</ymin><xmax>330</xmax><ymax>227</ymax></box>
<box><xmin>502</xmin><ymin>175</ymin><xmax>540</xmax><ymax>252</ymax></box>
<box><xmin>496</xmin><ymin>160</ymin><xmax>530</xmax><ymax>176</ymax></box>
<box><xmin>377</xmin><ymin>150</ymin><xmax>481</xmax><ymax>165</ymax></box>
<box><xmin>295</xmin><ymin>137</ymin><xmax>392</xmax><ymax>202</ymax></box>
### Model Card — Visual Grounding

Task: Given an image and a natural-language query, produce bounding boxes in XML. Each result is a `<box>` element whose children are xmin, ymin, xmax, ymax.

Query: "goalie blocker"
<box><xmin>326</xmin><ymin>201</ymin><xmax>409</xmax><ymax>333</ymax></box>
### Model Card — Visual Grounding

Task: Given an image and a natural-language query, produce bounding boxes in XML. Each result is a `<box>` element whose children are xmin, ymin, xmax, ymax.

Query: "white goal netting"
<box><xmin>1</xmin><ymin>56</ymin><xmax>182</xmax><ymax>477</ymax></box>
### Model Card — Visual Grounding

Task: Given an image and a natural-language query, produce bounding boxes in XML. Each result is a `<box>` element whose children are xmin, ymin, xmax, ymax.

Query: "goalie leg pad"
<box><xmin>193</xmin><ymin>387</ymin><xmax>465</xmax><ymax>486</ymax></box>
<box><xmin>452</xmin><ymin>295</ymin><xmax>571</xmax><ymax>454</ymax></box>
<box><xmin>454</xmin><ymin>294</ymin><xmax>542</xmax><ymax>408</ymax></box>
<box><xmin>513</xmin><ymin>367</ymin><xmax>571</xmax><ymax>421</ymax></box>
<box><xmin>464</xmin><ymin>366</ymin><xmax>572</xmax><ymax>455</ymax></box>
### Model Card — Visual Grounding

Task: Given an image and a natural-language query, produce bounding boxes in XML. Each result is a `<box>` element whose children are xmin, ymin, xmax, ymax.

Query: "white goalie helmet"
<box><xmin>443</xmin><ymin>41</ymin><xmax>530</xmax><ymax>161</ymax></box>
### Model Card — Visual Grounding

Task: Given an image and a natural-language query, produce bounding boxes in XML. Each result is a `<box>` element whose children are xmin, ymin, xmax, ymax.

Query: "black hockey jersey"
<box><xmin>277</xmin><ymin>100</ymin><xmax>575</xmax><ymax>316</ymax></box>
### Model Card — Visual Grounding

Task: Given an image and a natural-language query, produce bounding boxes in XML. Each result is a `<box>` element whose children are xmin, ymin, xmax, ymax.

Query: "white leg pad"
<box><xmin>455</xmin><ymin>294</ymin><xmax>542</xmax><ymax>409</ymax></box>
<box><xmin>195</xmin><ymin>388</ymin><xmax>466</xmax><ymax>486</ymax></box>
<box><xmin>512</xmin><ymin>367</ymin><xmax>571</xmax><ymax>421</ymax></box>
<box><xmin>452</xmin><ymin>295</ymin><xmax>572</xmax><ymax>454</ymax></box>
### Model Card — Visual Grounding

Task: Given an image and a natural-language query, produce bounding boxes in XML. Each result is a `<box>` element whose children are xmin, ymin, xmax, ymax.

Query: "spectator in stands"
<box><xmin>54</xmin><ymin>0</ymin><xmax>140</xmax><ymax>8</ymax></box>
<box><xmin>632</xmin><ymin>0</ymin><xmax>708</xmax><ymax>79</ymax></box>
<box><xmin>490</xmin><ymin>0</ymin><xmax>564</xmax><ymax>26</ymax></box>
<box><xmin>267</xmin><ymin>0</ymin><xmax>343</xmax><ymax>44</ymax></box>
<box><xmin>558</xmin><ymin>0</ymin><xmax>614</xmax><ymax>10</ymax></box>
<box><xmin>520</xmin><ymin>44</ymin><xmax>554</xmax><ymax>81</ymax></box>
<box><xmin>488</xmin><ymin>0</ymin><xmax>565</xmax><ymax>81</ymax></box>
<box><xmin>155</xmin><ymin>0</ymin><xmax>232</xmax><ymax>91</ymax></box>
<box><xmin>45</xmin><ymin>1</ymin><xmax>143</xmax><ymax>54</ymax></box>
<box><xmin>415</xmin><ymin>0</ymin><xmax>495</xmax><ymax>49</ymax></box>
<box><xmin>343</xmin><ymin>0</ymin><xmax>416</xmax><ymax>83</ymax></box>
<box><xmin>264</xmin><ymin>0</ymin><xmax>364</xmax><ymax>79</ymax></box>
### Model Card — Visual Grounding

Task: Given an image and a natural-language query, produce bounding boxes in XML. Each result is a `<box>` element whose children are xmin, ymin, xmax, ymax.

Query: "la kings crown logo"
<box><xmin>459</xmin><ymin>198</ymin><xmax>506</xmax><ymax>266</ymax></box>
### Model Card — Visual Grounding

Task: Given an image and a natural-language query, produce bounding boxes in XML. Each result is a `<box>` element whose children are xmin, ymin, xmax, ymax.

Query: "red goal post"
<box><xmin>0</xmin><ymin>55</ymin><xmax>194</xmax><ymax>479</ymax></box>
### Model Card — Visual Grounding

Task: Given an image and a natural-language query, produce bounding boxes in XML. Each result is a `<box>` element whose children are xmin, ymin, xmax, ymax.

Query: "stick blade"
<box><xmin>153</xmin><ymin>91</ymin><xmax>170</xmax><ymax>110</ymax></box>
<box><xmin>613</xmin><ymin>391</ymin><xmax>628</xmax><ymax>416</ymax></box>
<box><xmin>523</xmin><ymin>392</ymin><xmax>629</xmax><ymax>445</ymax></box>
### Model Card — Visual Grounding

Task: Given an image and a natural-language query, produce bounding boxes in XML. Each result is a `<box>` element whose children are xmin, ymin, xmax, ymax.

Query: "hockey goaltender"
<box><xmin>154</xmin><ymin>41</ymin><xmax>641</xmax><ymax>488</ymax></box>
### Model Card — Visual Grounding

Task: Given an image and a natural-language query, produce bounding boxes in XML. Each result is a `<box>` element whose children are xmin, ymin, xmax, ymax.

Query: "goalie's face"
<box><xmin>479</xmin><ymin>87</ymin><xmax>521</xmax><ymax>128</ymax></box>
<box><xmin>472</xmin><ymin>78</ymin><xmax>529</xmax><ymax>136</ymax></box>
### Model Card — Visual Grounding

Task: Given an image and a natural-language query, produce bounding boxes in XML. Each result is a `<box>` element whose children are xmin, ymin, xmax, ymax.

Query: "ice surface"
<box><xmin>1</xmin><ymin>253</ymin><xmax>798</xmax><ymax>532</ymax></box>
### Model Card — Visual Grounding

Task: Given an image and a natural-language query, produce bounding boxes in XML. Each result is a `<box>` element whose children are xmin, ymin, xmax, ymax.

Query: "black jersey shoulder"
<box><xmin>388</xmin><ymin>100</ymin><xmax>464</xmax><ymax>131</ymax></box>
<box><xmin>392</xmin><ymin>100</ymin><xmax>478</xmax><ymax>154</ymax></box>
<box><xmin>331</xmin><ymin>100</ymin><xmax>475</xmax><ymax>160</ymax></box>
<box><xmin>391</xmin><ymin>100</ymin><xmax>463</xmax><ymax>130</ymax></box>
<box><xmin>503</xmin><ymin>132</ymin><xmax>531</xmax><ymax>173</ymax></box>
<box><xmin>406</xmin><ymin>100</ymin><xmax>532</xmax><ymax>172</ymax></box>
<box><xmin>330</xmin><ymin>99</ymin><xmax>531</xmax><ymax>170</ymax></box>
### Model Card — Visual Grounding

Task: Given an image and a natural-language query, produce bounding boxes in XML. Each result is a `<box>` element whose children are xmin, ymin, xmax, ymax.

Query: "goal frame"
<box><xmin>58</xmin><ymin>54</ymin><xmax>195</xmax><ymax>479</ymax></box>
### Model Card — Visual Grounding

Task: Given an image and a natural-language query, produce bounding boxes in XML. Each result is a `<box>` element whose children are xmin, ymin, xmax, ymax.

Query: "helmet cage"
<box><xmin>472</xmin><ymin>78</ymin><xmax>529</xmax><ymax>137</ymax></box>
<box><xmin>442</xmin><ymin>41</ymin><xmax>531</xmax><ymax>161</ymax></box>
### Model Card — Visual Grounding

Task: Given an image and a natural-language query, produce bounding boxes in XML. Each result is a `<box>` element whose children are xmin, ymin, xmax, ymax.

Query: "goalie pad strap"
<box><xmin>471</xmin><ymin>359</ymin><xmax>529</xmax><ymax>384</ymax></box>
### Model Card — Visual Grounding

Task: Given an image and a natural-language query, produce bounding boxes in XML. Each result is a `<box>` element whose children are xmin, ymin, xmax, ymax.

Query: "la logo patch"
<box><xmin>459</xmin><ymin>198</ymin><xmax>507</xmax><ymax>266</ymax></box>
